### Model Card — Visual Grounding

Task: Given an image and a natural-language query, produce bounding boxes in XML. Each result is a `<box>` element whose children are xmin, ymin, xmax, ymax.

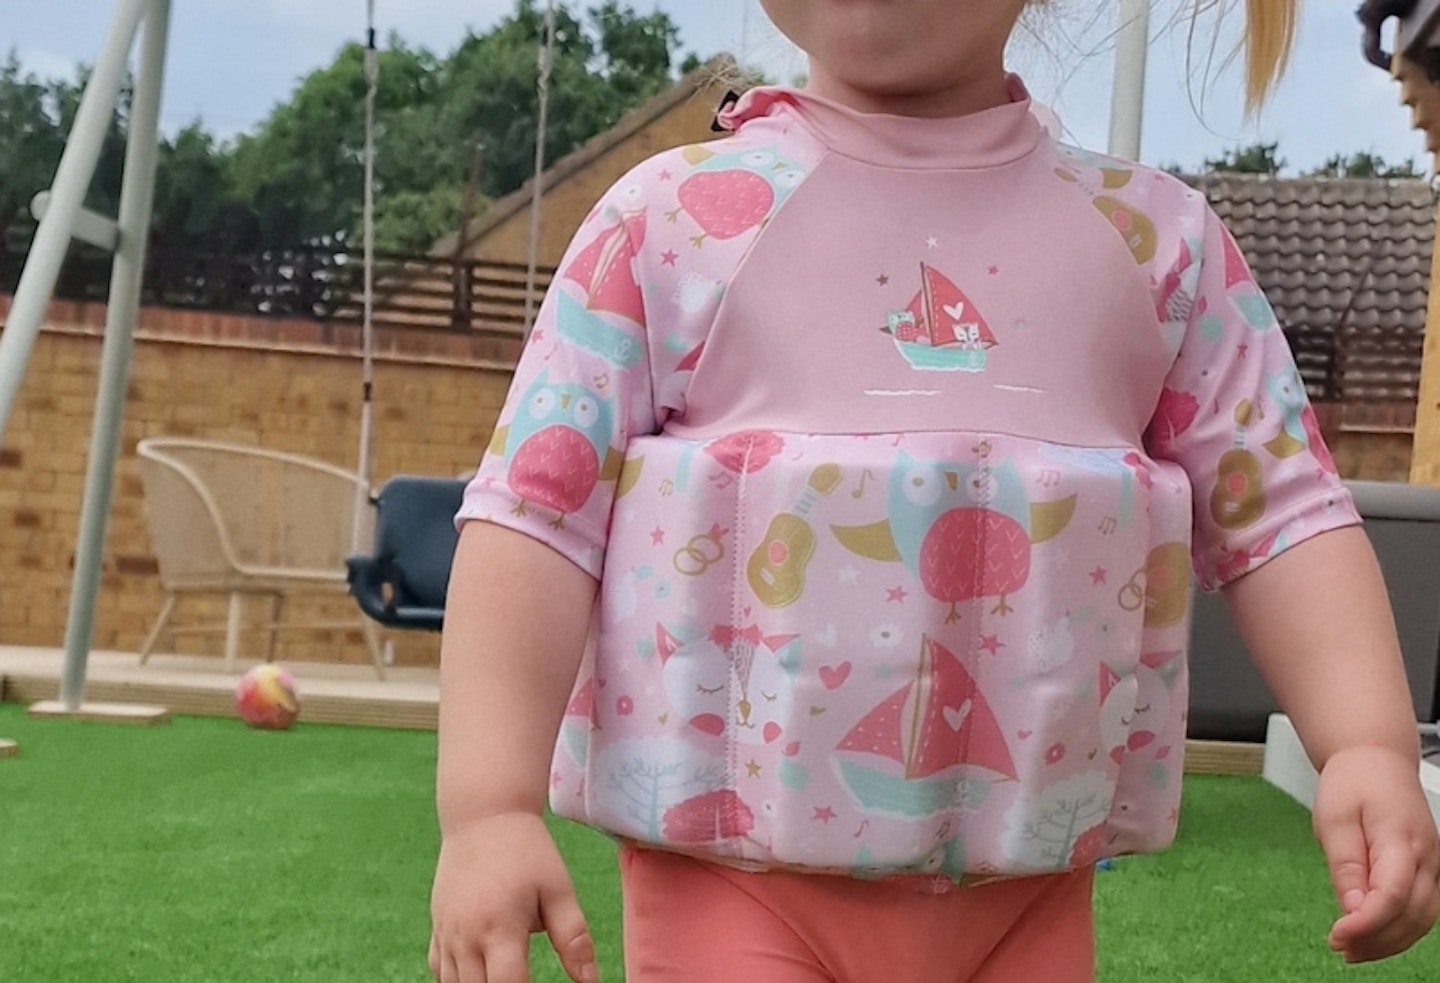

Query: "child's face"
<box><xmin>759</xmin><ymin>0</ymin><xmax>1029</xmax><ymax>116</ymax></box>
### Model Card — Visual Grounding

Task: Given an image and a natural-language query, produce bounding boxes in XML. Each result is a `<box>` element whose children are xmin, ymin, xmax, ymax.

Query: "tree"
<box><xmin>1203</xmin><ymin>142</ymin><xmax>1285</xmax><ymax>176</ymax></box>
<box><xmin>590</xmin><ymin>0</ymin><xmax>682</xmax><ymax>105</ymax></box>
<box><xmin>226</xmin><ymin>2</ymin><xmax>686</xmax><ymax>252</ymax></box>
<box><xmin>229</xmin><ymin>37</ymin><xmax>446</xmax><ymax>249</ymax></box>
<box><xmin>6</xmin><ymin>0</ymin><xmax>696</xmax><ymax>276</ymax></box>
<box><xmin>373</xmin><ymin>186</ymin><xmax>469</xmax><ymax>255</ymax></box>
<box><xmin>440</xmin><ymin>0</ymin><xmax>685</xmax><ymax>199</ymax></box>
<box><xmin>0</xmin><ymin>53</ymin><xmax>128</xmax><ymax>284</ymax></box>
<box><xmin>1304</xmin><ymin>152</ymin><xmax>1423</xmax><ymax>179</ymax></box>
<box><xmin>0</xmin><ymin>55</ymin><xmax>59</xmax><ymax>282</ymax></box>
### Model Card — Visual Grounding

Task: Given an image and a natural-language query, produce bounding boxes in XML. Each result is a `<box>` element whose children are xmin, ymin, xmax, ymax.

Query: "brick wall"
<box><xmin>0</xmin><ymin>294</ymin><xmax>516</xmax><ymax>668</ymax></box>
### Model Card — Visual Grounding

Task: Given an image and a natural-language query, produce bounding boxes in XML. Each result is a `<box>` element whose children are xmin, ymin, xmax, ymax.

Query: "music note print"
<box><xmin>852</xmin><ymin>468</ymin><xmax>876</xmax><ymax>499</ymax></box>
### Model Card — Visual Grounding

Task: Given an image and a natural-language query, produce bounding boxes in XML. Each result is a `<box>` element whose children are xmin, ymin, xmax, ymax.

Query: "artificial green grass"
<box><xmin>1</xmin><ymin>702</ymin><xmax>1436</xmax><ymax>981</ymax></box>
<box><xmin>1093</xmin><ymin>778</ymin><xmax>1440</xmax><ymax>981</ymax></box>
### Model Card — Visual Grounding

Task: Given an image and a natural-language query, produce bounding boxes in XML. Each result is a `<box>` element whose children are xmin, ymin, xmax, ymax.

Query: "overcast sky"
<box><xmin>3</xmin><ymin>0</ymin><xmax>1430</xmax><ymax>174</ymax></box>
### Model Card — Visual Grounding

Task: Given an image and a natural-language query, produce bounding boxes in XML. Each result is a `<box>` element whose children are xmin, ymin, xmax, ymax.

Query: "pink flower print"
<box><xmin>1148</xmin><ymin>388</ymin><xmax>1199</xmax><ymax>458</ymax></box>
<box><xmin>705</xmin><ymin>431</ymin><xmax>784</xmax><ymax>474</ymax></box>
<box><xmin>1045</xmin><ymin>742</ymin><xmax>1066</xmax><ymax>765</ymax></box>
<box><xmin>616</xmin><ymin>696</ymin><xmax>634</xmax><ymax>717</ymax></box>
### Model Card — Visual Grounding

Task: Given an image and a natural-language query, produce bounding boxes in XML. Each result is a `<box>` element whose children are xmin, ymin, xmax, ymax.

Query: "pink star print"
<box><xmin>988</xmin><ymin>265</ymin><xmax>1000</xmax><ymax>276</ymax></box>
<box><xmin>658</xmin><ymin>169</ymin><xmax>673</xmax><ymax>181</ymax></box>
<box><xmin>1090</xmin><ymin>566</ymin><xmax>1108</xmax><ymax>585</ymax></box>
<box><xmin>813</xmin><ymin>806</ymin><xmax>837</xmax><ymax>824</ymax></box>
<box><xmin>550</xmin><ymin>770</ymin><xmax>563</xmax><ymax>790</ymax></box>
<box><xmin>979</xmin><ymin>634</ymin><xmax>1004</xmax><ymax>655</ymax></box>
<box><xmin>886</xmin><ymin>586</ymin><xmax>908</xmax><ymax>604</ymax></box>
<box><xmin>650</xmin><ymin>527</ymin><xmax>665</xmax><ymax>546</ymax></box>
<box><xmin>661</xmin><ymin>249</ymin><xmax>679</xmax><ymax>266</ymax></box>
<box><xmin>877</xmin><ymin>274</ymin><xmax>890</xmax><ymax>286</ymax></box>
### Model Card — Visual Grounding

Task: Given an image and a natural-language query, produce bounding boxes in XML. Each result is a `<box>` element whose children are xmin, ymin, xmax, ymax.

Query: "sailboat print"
<box><xmin>835</xmin><ymin>636</ymin><xmax>1016</xmax><ymax>818</ymax></box>
<box><xmin>564</xmin><ymin>209</ymin><xmax>647</xmax><ymax>324</ymax></box>
<box><xmin>883</xmin><ymin>264</ymin><xmax>997</xmax><ymax>373</ymax></box>
<box><xmin>556</xmin><ymin>208</ymin><xmax>647</xmax><ymax>369</ymax></box>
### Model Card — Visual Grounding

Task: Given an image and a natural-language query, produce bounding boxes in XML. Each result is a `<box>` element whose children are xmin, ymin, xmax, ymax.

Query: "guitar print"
<box><xmin>1210</xmin><ymin>399</ymin><xmax>1267</xmax><ymax>531</ymax></box>
<box><xmin>747</xmin><ymin>464</ymin><xmax>843</xmax><ymax>608</ymax></box>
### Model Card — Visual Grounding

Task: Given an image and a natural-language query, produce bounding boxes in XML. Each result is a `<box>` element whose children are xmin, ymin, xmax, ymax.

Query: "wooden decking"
<box><xmin>0</xmin><ymin>644</ymin><xmax>1267</xmax><ymax>775</ymax></box>
<box><xmin>0</xmin><ymin>646</ymin><xmax>437</xmax><ymax>730</ymax></box>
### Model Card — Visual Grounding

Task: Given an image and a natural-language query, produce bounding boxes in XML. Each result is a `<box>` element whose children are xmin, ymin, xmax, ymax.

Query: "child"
<box><xmin>429</xmin><ymin>1</ymin><xmax>1440</xmax><ymax>979</ymax></box>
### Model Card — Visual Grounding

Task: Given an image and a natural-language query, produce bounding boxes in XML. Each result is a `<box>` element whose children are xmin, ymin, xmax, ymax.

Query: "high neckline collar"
<box><xmin>719</xmin><ymin>76</ymin><xmax>1044</xmax><ymax>171</ymax></box>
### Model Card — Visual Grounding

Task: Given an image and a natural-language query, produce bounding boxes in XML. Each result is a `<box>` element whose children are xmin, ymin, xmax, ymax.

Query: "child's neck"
<box><xmin>803</xmin><ymin>64</ymin><xmax>1015</xmax><ymax>120</ymax></box>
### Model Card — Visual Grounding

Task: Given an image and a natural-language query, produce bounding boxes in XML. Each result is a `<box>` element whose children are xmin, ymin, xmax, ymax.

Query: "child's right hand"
<box><xmin>429</xmin><ymin>812</ymin><xmax>599</xmax><ymax>983</ymax></box>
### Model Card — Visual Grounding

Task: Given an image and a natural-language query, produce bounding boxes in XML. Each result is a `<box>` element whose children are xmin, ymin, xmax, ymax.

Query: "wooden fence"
<box><xmin>0</xmin><ymin>243</ymin><xmax>555</xmax><ymax>341</ymax></box>
<box><xmin>0</xmin><ymin>238</ymin><xmax>1423</xmax><ymax>415</ymax></box>
<box><xmin>328</xmin><ymin>253</ymin><xmax>554</xmax><ymax>338</ymax></box>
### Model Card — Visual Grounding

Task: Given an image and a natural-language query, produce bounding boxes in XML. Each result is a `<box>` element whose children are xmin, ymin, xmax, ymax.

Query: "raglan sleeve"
<box><xmin>455</xmin><ymin>175</ymin><xmax>660</xmax><ymax>578</ymax></box>
<box><xmin>1143</xmin><ymin>202</ymin><xmax>1360</xmax><ymax>591</ymax></box>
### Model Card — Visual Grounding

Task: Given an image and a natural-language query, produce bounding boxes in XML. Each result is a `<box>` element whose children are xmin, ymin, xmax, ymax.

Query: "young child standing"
<box><xmin>429</xmin><ymin>2</ymin><xmax>1440</xmax><ymax>980</ymax></box>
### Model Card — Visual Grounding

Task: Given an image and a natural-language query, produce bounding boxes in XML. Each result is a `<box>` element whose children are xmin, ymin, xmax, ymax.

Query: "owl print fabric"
<box><xmin>458</xmin><ymin>79</ymin><xmax>1359</xmax><ymax>881</ymax></box>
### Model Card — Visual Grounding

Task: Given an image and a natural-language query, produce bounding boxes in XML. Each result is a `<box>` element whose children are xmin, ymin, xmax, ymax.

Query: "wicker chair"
<box><xmin>135</xmin><ymin>437</ymin><xmax>385</xmax><ymax>677</ymax></box>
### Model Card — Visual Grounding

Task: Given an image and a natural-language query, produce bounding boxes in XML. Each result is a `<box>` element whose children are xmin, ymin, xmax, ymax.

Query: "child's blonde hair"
<box><xmin>1236</xmin><ymin>0</ymin><xmax>1297</xmax><ymax>109</ymax></box>
<box><xmin>1026</xmin><ymin>0</ymin><xmax>1297</xmax><ymax>109</ymax></box>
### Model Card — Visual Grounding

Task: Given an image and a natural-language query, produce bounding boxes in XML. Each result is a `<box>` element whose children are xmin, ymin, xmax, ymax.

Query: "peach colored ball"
<box><xmin>235</xmin><ymin>664</ymin><xmax>300</xmax><ymax>730</ymax></box>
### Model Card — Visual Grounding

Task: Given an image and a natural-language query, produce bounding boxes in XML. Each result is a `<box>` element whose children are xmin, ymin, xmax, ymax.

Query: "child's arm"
<box><xmin>1223</xmin><ymin>525</ymin><xmax>1440</xmax><ymax>962</ymax></box>
<box><xmin>428</xmin><ymin>521</ymin><xmax>600</xmax><ymax>983</ymax></box>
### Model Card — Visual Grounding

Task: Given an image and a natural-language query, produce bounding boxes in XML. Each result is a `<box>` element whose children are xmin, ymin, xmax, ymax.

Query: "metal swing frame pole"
<box><xmin>1109</xmin><ymin>0</ymin><xmax>1150</xmax><ymax>160</ymax></box>
<box><xmin>522</xmin><ymin>0</ymin><xmax>558</xmax><ymax>340</ymax></box>
<box><xmin>351</xmin><ymin>0</ymin><xmax>379</xmax><ymax>557</ymax></box>
<box><xmin>0</xmin><ymin>0</ymin><xmax>170</xmax><ymax>715</ymax></box>
<box><xmin>57</xmin><ymin>0</ymin><xmax>173</xmax><ymax>711</ymax></box>
<box><xmin>0</xmin><ymin>0</ymin><xmax>150</xmax><ymax>439</ymax></box>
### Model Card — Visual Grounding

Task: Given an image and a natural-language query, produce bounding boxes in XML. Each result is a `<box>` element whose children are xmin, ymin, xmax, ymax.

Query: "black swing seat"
<box><xmin>347</xmin><ymin>475</ymin><xmax>467</xmax><ymax>631</ymax></box>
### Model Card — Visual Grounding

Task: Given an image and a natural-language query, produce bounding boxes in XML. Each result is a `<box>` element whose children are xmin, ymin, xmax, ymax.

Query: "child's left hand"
<box><xmin>1312</xmin><ymin>744</ymin><xmax>1440</xmax><ymax>962</ymax></box>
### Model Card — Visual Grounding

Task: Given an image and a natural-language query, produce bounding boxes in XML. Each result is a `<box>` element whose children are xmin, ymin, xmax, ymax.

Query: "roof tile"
<box><xmin>1189</xmin><ymin>174</ymin><xmax>1435</xmax><ymax>404</ymax></box>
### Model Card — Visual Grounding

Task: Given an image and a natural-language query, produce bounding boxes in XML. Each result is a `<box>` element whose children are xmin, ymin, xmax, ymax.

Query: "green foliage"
<box><xmin>1</xmin><ymin>0</ymin><xmax>693</xmax><ymax>275</ymax></box>
<box><xmin>230</xmin><ymin>36</ymin><xmax>447</xmax><ymax>248</ymax></box>
<box><xmin>439</xmin><ymin>0</ymin><xmax>683</xmax><ymax>201</ymax></box>
<box><xmin>1304</xmin><ymin>151</ymin><xmax>1423</xmax><ymax>179</ymax></box>
<box><xmin>224</xmin><ymin>0</ymin><xmax>688</xmax><ymax>249</ymax></box>
<box><xmin>1183</xmin><ymin>144</ymin><xmax>1424</xmax><ymax>181</ymax></box>
<box><xmin>0</xmin><ymin>53</ymin><xmax>127</xmax><ymax>276</ymax></box>
<box><xmin>374</xmin><ymin>186</ymin><xmax>471</xmax><ymax>256</ymax></box>
<box><xmin>1203</xmin><ymin>142</ymin><xmax>1286</xmax><ymax>175</ymax></box>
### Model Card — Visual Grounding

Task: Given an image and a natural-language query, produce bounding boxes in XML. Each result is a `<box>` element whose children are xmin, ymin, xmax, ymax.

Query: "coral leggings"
<box><xmin>620</xmin><ymin>846</ymin><xmax>1095</xmax><ymax>982</ymax></box>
